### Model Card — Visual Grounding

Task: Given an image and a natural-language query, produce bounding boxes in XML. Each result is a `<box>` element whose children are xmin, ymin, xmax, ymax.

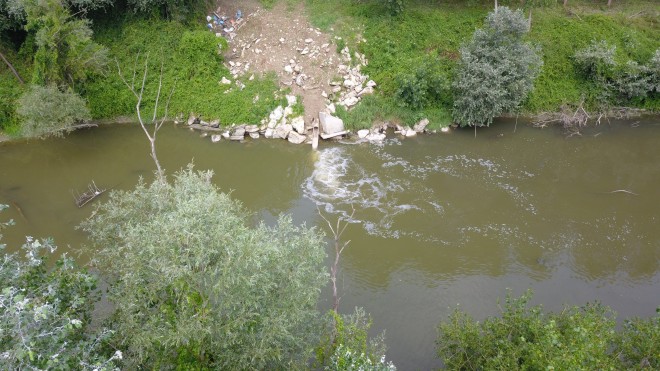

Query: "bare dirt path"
<box><xmin>214</xmin><ymin>0</ymin><xmax>343</xmax><ymax>125</ymax></box>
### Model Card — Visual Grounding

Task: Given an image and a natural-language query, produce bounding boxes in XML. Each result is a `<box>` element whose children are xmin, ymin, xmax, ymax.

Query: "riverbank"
<box><xmin>1</xmin><ymin>0</ymin><xmax>658</xmax><ymax>137</ymax></box>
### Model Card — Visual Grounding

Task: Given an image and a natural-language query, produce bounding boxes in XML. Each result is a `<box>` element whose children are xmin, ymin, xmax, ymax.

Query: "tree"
<box><xmin>452</xmin><ymin>7</ymin><xmax>542</xmax><ymax>127</ymax></box>
<box><xmin>0</xmin><ymin>205</ymin><xmax>118</xmax><ymax>370</ymax></box>
<box><xmin>16</xmin><ymin>84</ymin><xmax>91</xmax><ymax>138</ymax></box>
<box><xmin>80</xmin><ymin>167</ymin><xmax>329</xmax><ymax>369</ymax></box>
<box><xmin>23</xmin><ymin>0</ymin><xmax>108</xmax><ymax>87</ymax></box>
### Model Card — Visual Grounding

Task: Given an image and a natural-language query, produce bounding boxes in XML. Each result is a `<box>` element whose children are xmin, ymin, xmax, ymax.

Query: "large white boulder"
<box><xmin>319</xmin><ymin>112</ymin><xmax>345</xmax><ymax>134</ymax></box>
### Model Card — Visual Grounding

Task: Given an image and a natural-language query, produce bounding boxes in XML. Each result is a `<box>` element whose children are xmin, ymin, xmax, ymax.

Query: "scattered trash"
<box><xmin>206</xmin><ymin>9</ymin><xmax>244</xmax><ymax>40</ymax></box>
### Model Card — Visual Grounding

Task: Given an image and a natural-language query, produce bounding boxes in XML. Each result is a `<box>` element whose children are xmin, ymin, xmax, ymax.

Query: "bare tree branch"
<box><xmin>0</xmin><ymin>51</ymin><xmax>24</xmax><ymax>85</ymax></box>
<box><xmin>116</xmin><ymin>54</ymin><xmax>175</xmax><ymax>181</ymax></box>
<box><xmin>318</xmin><ymin>206</ymin><xmax>355</xmax><ymax>313</ymax></box>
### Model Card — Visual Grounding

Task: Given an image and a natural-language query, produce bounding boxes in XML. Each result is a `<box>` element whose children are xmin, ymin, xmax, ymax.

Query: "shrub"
<box><xmin>382</xmin><ymin>0</ymin><xmax>403</xmax><ymax>16</ymax></box>
<box><xmin>616</xmin><ymin>308</ymin><xmax>660</xmax><ymax>370</ymax></box>
<box><xmin>16</xmin><ymin>84</ymin><xmax>91</xmax><ymax>138</ymax></box>
<box><xmin>614</xmin><ymin>60</ymin><xmax>654</xmax><ymax>100</ymax></box>
<box><xmin>395</xmin><ymin>60</ymin><xmax>449</xmax><ymax>110</ymax></box>
<box><xmin>316</xmin><ymin>308</ymin><xmax>395</xmax><ymax>370</ymax></box>
<box><xmin>574</xmin><ymin>40</ymin><xmax>617</xmax><ymax>82</ymax></box>
<box><xmin>452</xmin><ymin>7</ymin><xmax>542</xmax><ymax>127</ymax></box>
<box><xmin>437</xmin><ymin>291</ymin><xmax>618</xmax><ymax>370</ymax></box>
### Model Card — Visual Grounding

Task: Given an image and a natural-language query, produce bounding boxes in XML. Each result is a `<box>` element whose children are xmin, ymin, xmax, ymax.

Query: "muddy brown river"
<box><xmin>1</xmin><ymin>118</ymin><xmax>659</xmax><ymax>369</ymax></box>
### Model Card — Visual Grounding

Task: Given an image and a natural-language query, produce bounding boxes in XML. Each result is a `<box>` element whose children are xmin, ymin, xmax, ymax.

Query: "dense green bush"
<box><xmin>16</xmin><ymin>84</ymin><xmax>91</xmax><ymax>138</ymax></box>
<box><xmin>574</xmin><ymin>40</ymin><xmax>659</xmax><ymax>104</ymax></box>
<box><xmin>395</xmin><ymin>60</ymin><xmax>449</xmax><ymax>109</ymax></box>
<box><xmin>616</xmin><ymin>308</ymin><xmax>660</xmax><ymax>370</ymax></box>
<box><xmin>573</xmin><ymin>39</ymin><xmax>617</xmax><ymax>81</ymax></box>
<box><xmin>437</xmin><ymin>291</ymin><xmax>660</xmax><ymax>370</ymax></box>
<box><xmin>316</xmin><ymin>308</ymin><xmax>395</xmax><ymax>370</ymax></box>
<box><xmin>452</xmin><ymin>7</ymin><xmax>542</xmax><ymax>126</ymax></box>
<box><xmin>81</xmin><ymin>166</ymin><xmax>328</xmax><ymax>369</ymax></box>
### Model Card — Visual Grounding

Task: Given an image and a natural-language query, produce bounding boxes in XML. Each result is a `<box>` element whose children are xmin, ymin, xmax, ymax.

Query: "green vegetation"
<box><xmin>80</xmin><ymin>166</ymin><xmax>329</xmax><ymax>369</ymax></box>
<box><xmin>316</xmin><ymin>308</ymin><xmax>395</xmax><ymax>370</ymax></box>
<box><xmin>453</xmin><ymin>7</ymin><xmax>542</xmax><ymax>126</ymax></box>
<box><xmin>0</xmin><ymin>206</ymin><xmax>117</xmax><ymax>369</ymax></box>
<box><xmin>0</xmin><ymin>0</ymin><xmax>283</xmax><ymax>135</ymax></box>
<box><xmin>305</xmin><ymin>0</ymin><xmax>660</xmax><ymax>127</ymax></box>
<box><xmin>17</xmin><ymin>84</ymin><xmax>91</xmax><ymax>138</ymax></box>
<box><xmin>437</xmin><ymin>290</ymin><xmax>660</xmax><ymax>370</ymax></box>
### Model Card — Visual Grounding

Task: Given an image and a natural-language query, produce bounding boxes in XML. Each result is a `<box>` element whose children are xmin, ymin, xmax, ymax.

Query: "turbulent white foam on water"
<box><xmin>303</xmin><ymin>143</ymin><xmax>540</xmax><ymax>244</ymax></box>
<box><xmin>303</xmin><ymin>146</ymin><xmax>447</xmax><ymax>242</ymax></box>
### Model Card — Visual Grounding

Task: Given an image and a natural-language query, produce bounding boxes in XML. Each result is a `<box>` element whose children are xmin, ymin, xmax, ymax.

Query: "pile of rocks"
<box><xmin>185</xmin><ymin>95</ymin><xmax>310</xmax><ymax>145</ymax></box>
<box><xmin>323</xmin><ymin>47</ymin><xmax>376</xmax><ymax>111</ymax></box>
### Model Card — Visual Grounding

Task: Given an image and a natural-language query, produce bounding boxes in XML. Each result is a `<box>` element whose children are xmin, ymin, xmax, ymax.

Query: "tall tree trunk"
<box><xmin>0</xmin><ymin>51</ymin><xmax>24</xmax><ymax>85</ymax></box>
<box><xmin>607</xmin><ymin>0</ymin><xmax>612</xmax><ymax>6</ymax></box>
<box><xmin>564</xmin><ymin>0</ymin><xmax>568</xmax><ymax>7</ymax></box>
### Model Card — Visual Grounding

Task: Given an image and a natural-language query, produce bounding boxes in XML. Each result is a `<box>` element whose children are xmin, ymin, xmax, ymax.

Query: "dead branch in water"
<box><xmin>73</xmin><ymin>181</ymin><xmax>106</xmax><ymax>208</ymax></box>
<box><xmin>532</xmin><ymin>100</ymin><xmax>645</xmax><ymax>137</ymax></box>
<box><xmin>606</xmin><ymin>189</ymin><xmax>639</xmax><ymax>196</ymax></box>
<box><xmin>317</xmin><ymin>206</ymin><xmax>355</xmax><ymax>314</ymax></box>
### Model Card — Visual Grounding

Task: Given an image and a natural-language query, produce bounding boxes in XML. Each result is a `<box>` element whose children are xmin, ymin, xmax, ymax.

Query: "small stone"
<box><xmin>343</xmin><ymin>79</ymin><xmax>356</xmax><ymax>88</ymax></box>
<box><xmin>332</xmin><ymin>86</ymin><xmax>342</xmax><ymax>93</ymax></box>
<box><xmin>295</xmin><ymin>75</ymin><xmax>304</xmax><ymax>86</ymax></box>
<box><xmin>343</xmin><ymin>96</ymin><xmax>359</xmax><ymax>107</ymax></box>
<box><xmin>321</xmin><ymin>43</ymin><xmax>329</xmax><ymax>49</ymax></box>
<box><xmin>249</xmin><ymin>132</ymin><xmax>260</xmax><ymax>139</ymax></box>
<box><xmin>413</xmin><ymin>118</ymin><xmax>429</xmax><ymax>133</ymax></box>
<box><xmin>286</xmin><ymin>95</ymin><xmax>297</xmax><ymax>106</ymax></box>
<box><xmin>441</xmin><ymin>126</ymin><xmax>450</xmax><ymax>133</ymax></box>
<box><xmin>327</xmin><ymin>103</ymin><xmax>336</xmax><ymax>114</ymax></box>
<box><xmin>358</xmin><ymin>86</ymin><xmax>374</xmax><ymax>96</ymax></box>
<box><xmin>279</xmin><ymin>37</ymin><xmax>285</xmax><ymax>43</ymax></box>
<box><xmin>294</xmin><ymin>64</ymin><xmax>302</xmax><ymax>73</ymax></box>
<box><xmin>220</xmin><ymin>77</ymin><xmax>231</xmax><ymax>84</ymax></box>
<box><xmin>275</xmin><ymin>124</ymin><xmax>293</xmax><ymax>139</ymax></box>
<box><xmin>366</xmin><ymin>80</ymin><xmax>377</xmax><ymax>88</ymax></box>
<box><xmin>232</xmin><ymin>127</ymin><xmax>246</xmax><ymax>137</ymax></box>
<box><xmin>300</xmin><ymin>47</ymin><xmax>309</xmax><ymax>55</ymax></box>
<box><xmin>321</xmin><ymin>91</ymin><xmax>328</xmax><ymax>98</ymax></box>
<box><xmin>249</xmin><ymin>74</ymin><xmax>255</xmax><ymax>81</ymax></box>
<box><xmin>270</xmin><ymin>106</ymin><xmax>284</xmax><ymax>121</ymax></box>
<box><xmin>284</xmin><ymin>106</ymin><xmax>293</xmax><ymax>117</ymax></box>
<box><xmin>403</xmin><ymin>127</ymin><xmax>416</xmax><ymax>137</ymax></box>
<box><xmin>209</xmin><ymin>119</ymin><xmax>220</xmax><ymax>128</ymax></box>
<box><xmin>284</xmin><ymin>65</ymin><xmax>293</xmax><ymax>73</ymax></box>
<box><xmin>357</xmin><ymin>129</ymin><xmax>369</xmax><ymax>139</ymax></box>
<box><xmin>211</xmin><ymin>134</ymin><xmax>222</xmax><ymax>143</ymax></box>
<box><xmin>245</xmin><ymin>124</ymin><xmax>259</xmax><ymax>133</ymax></box>
<box><xmin>288</xmin><ymin>131</ymin><xmax>307</xmax><ymax>144</ymax></box>
<box><xmin>291</xmin><ymin>116</ymin><xmax>305</xmax><ymax>133</ymax></box>
<box><xmin>264</xmin><ymin>128</ymin><xmax>275</xmax><ymax>138</ymax></box>
<box><xmin>305</xmin><ymin>38</ymin><xmax>313</xmax><ymax>43</ymax></box>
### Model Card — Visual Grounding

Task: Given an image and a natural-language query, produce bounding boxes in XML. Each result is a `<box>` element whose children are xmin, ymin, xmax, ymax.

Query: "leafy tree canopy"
<box><xmin>81</xmin><ymin>166</ymin><xmax>329</xmax><ymax>369</ymax></box>
<box><xmin>452</xmin><ymin>7</ymin><xmax>542</xmax><ymax>127</ymax></box>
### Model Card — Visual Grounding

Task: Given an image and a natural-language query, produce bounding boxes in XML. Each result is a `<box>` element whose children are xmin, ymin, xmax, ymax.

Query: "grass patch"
<box><xmin>335</xmin><ymin>94</ymin><xmax>451</xmax><ymax>131</ymax></box>
<box><xmin>84</xmin><ymin>17</ymin><xmax>282</xmax><ymax>125</ymax></box>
